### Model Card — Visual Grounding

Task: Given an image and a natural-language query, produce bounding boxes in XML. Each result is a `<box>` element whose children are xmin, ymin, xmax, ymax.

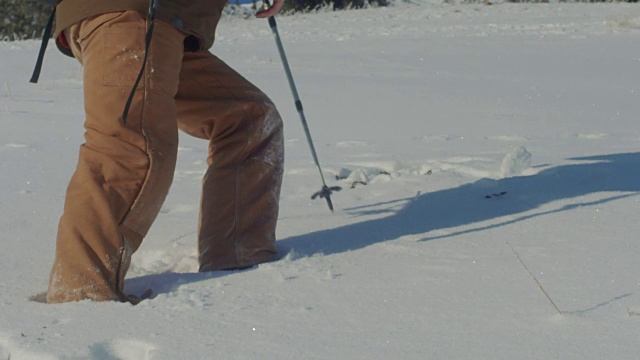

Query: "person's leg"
<box><xmin>176</xmin><ymin>51</ymin><xmax>284</xmax><ymax>272</ymax></box>
<box><xmin>47</xmin><ymin>11</ymin><xmax>185</xmax><ymax>303</ymax></box>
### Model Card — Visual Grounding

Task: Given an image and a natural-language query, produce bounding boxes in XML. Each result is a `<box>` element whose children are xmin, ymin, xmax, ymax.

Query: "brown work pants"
<box><xmin>46</xmin><ymin>11</ymin><xmax>284</xmax><ymax>303</ymax></box>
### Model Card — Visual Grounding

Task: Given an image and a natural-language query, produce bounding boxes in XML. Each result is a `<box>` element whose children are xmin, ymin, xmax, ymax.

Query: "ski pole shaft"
<box><xmin>267</xmin><ymin>16</ymin><xmax>326</xmax><ymax>184</ymax></box>
<box><xmin>264</xmin><ymin>5</ymin><xmax>340</xmax><ymax>212</ymax></box>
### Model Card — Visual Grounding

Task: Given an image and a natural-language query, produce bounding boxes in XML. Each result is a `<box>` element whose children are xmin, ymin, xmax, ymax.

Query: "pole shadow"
<box><xmin>278</xmin><ymin>152</ymin><xmax>640</xmax><ymax>256</ymax></box>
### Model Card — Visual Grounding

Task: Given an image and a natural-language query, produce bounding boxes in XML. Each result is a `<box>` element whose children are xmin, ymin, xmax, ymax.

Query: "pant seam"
<box><xmin>117</xmin><ymin>15</ymin><xmax>152</xmax><ymax>299</ymax></box>
<box><xmin>234</xmin><ymin>165</ymin><xmax>242</xmax><ymax>264</ymax></box>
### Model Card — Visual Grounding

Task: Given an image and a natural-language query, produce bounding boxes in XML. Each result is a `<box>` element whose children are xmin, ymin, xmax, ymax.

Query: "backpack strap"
<box><xmin>122</xmin><ymin>0</ymin><xmax>158</xmax><ymax>124</ymax></box>
<box><xmin>30</xmin><ymin>6</ymin><xmax>56</xmax><ymax>84</ymax></box>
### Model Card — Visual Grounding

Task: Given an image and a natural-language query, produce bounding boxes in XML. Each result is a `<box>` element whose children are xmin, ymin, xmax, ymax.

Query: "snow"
<box><xmin>2</xmin><ymin>2</ymin><xmax>640</xmax><ymax>359</ymax></box>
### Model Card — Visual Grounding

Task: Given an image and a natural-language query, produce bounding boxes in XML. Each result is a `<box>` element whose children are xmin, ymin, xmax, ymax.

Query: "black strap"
<box><xmin>30</xmin><ymin>7</ymin><xmax>56</xmax><ymax>84</ymax></box>
<box><xmin>122</xmin><ymin>0</ymin><xmax>158</xmax><ymax>124</ymax></box>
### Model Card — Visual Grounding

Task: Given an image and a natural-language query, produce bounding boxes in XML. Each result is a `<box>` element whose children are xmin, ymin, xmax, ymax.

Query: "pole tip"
<box><xmin>311</xmin><ymin>185</ymin><xmax>342</xmax><ymax>213</ymax></box>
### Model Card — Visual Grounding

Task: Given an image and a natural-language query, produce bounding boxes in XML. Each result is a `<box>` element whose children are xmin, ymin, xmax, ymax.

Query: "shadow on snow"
<box><xmin>279</xmin><ymin>152</ymin><xmax>640</xmax><ymax>255</ymax></box>
<box><xmin>125</xmin><ymin>152</ymin><xmax>640</xmax><ymax>297</ymax></box>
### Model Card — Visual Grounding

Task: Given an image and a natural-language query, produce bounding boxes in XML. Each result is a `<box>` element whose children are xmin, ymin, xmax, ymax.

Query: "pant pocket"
<box><xmin>77</xmin><ymin>12</ymin><xmax>123</xmax><ymax>44</ymax></box>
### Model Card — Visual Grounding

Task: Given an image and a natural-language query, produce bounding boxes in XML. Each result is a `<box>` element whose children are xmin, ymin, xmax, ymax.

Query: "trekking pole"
<box><xmin>263</xmin><ymin>1</ymin><xmax>341</xmax><ymax>212</ymax></box>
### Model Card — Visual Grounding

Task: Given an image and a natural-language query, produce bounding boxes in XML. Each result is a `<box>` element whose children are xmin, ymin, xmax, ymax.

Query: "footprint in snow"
<box><xmin>334</xmin><ymin>140</ymin><xmax>368</xmax><ymax>148</ymax></box>
<box><xmin>575</xmin><ymin>133</ymin><xmax>608</xmax><ymax>140</ymax></box>
<box><xmin>1</xmin><ymin>143</ymin><xmax>29</xmax><ymax>150</ymax></box>
<box><xmin>485</xmin><ymin>135</ymin><xmax>530</xmax><ymax>142</ymax></box>
<box><xmin>0</xmin><ymin>332</ymin><xmax>59</xmax><ymax>360</ymax></box>
<box><xmin>89</xmin><ymin>339</ymin><xmax>156</xmax><ymax>360</ymax></box>
<box><xmin>413</xmin><ymin>134</ymin><xmax>460</xmax><ymax>142</ymax></box>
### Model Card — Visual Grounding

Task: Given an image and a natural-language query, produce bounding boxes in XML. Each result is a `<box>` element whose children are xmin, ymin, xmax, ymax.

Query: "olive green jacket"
<box><xmin>55</xmin><ymin>0</ymin><xmax>227</xmax><ymax>53</ymax></box>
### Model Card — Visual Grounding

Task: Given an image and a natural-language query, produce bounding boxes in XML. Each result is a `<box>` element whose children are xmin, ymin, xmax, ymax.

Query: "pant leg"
<box><xmin>47</xmin><ymin>12</ymin><xmax>185</xmax><ymax>303</ymax></box>
<box><xmin>176</xmin><ymin>51</ymin><xmax>284</xmax><ymax>271</ymax></box>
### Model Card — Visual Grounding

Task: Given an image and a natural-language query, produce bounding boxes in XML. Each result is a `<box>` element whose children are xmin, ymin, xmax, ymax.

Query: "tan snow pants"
<box><xmin>46</xmin><ymin>11</ymin><xmax>284</xmax><ymax>303</ymax></box>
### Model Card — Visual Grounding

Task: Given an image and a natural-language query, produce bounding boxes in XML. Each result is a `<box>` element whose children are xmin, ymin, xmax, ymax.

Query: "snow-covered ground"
<box><xmin>2</xmin><ymin>2</ymin><xmax>640</xmax><ymax>359</ymax></box>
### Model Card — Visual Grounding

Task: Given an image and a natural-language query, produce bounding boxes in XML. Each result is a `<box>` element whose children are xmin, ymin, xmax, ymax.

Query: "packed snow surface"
<box><xmin>2</xmin><ymin>2</ymin><xmax>640</xmax><ymax>359</ymax></box>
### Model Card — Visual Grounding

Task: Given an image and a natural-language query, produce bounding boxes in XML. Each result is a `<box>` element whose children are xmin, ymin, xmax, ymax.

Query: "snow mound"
<box><xmin>500</xmin><ymin>146</ymin><xmax>532</xmax><ymax>178</ymax></box>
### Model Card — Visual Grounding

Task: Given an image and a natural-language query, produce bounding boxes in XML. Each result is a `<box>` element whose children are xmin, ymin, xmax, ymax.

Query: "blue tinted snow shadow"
<box><xmin>279</xmin><ymin>152</ymin><xmax>640</xmax><ymax>256</ymax></box>
<box><xmin>125</xmin><ymin>272</ymin><xmax>219</xmax><ymax>297</ymax></box>
<box><xmin>124</xmin><ymin>152</ymin><xmax>640</xmax><ymax>295</ymax></box>
<box><xmin>125</xmin><ymin>269</ymin><xmax>247</xmax><ymax>298</ymax></box>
